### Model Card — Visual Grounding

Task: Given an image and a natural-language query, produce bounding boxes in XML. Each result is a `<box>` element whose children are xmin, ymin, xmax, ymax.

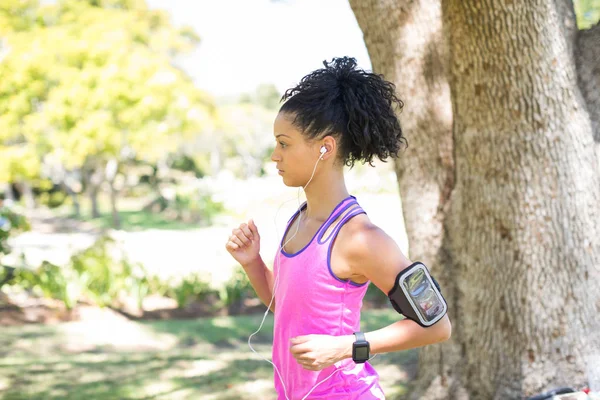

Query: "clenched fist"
<box><xmin>225</xmin><ymin>219</ymin><xmax>261</xmax><ymax>267</ymax></box>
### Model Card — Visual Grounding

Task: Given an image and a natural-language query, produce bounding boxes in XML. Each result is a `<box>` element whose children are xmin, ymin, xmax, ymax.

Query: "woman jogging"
<box><xmin>225</xmin><ymin>56</ymin><xmax>452</xmax><ymax>400</ymax></box>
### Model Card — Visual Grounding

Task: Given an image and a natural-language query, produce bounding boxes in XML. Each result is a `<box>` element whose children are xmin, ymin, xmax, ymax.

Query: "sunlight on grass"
<box><xmin>0</xmin><ymin>309</ymin><xmax>416</xmax><ymax>399</ymax></box>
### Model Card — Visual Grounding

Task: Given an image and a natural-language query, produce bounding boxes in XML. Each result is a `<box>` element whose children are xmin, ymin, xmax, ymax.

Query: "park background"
<box><xmin>1</xmin><ymin>1</ymin><xmax>599</xmax><ymax>399</ymax></box>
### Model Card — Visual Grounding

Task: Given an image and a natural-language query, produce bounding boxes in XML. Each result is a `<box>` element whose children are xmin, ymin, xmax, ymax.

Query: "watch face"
<box><xmin>355</xmin><ymin>346</ymin><xmax>369</xmax><ymax>360</ymax></box>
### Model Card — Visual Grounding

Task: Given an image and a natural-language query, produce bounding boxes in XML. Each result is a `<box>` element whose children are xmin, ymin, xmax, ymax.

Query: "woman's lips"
<box><xmin>278</xmin><ymin>170</ymin><xmax>284</xmax><ymax>175</ymax></box>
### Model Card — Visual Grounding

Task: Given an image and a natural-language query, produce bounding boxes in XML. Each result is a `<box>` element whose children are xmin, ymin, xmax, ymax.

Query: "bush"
<box><xmin>71</xmin><ymin>235</ymin><xmax>150</xmax><ymax>309</ymax></box>
<box><xmin>0</xmin><ymin>206</ymin><xmax>30</xmax><ymax>257</ymax></box>
<box><xmin>14</xmin><ymin>261</ymin><xmax>81</xmax><ymax>310</ymax></box>
<box><xmin>163</xmin><ymin>274</ymin><xmax>214</xmax><ymax>309</ymax></box>
<box><xmin>220</xmin><ymin>266</ymin><xmax>254</xmax><ymax>314</ymax></box>
<box><xmin>0</xmin><ymin>206</ymin><xmax>30</xmax><ymax>290</ymax></box>
<box><xmin>7</xmin><ymin>235</ymin><xmax>150</xmax><ymax>311</ymax></box>
<box><xmin>170</xmin><ymin>188</ymin><xmax>224</xmax><ymax>225</ymax></box>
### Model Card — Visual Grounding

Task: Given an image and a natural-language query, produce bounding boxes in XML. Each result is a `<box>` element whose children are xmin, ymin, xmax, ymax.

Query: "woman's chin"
<box><xmin>280</xmin><ymin>176</ymin><xmax>301</xmax><ymax>188</ymax></box>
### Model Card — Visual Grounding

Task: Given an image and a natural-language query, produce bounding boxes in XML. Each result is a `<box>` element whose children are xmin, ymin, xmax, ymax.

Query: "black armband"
<box><xmin>388</xmin><ymin>261</ymin><xmax>447</xmax><ymax>327</ymax></box>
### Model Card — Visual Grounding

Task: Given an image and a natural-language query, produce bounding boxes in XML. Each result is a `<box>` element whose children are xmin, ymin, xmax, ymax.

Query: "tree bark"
<box><xmin>350</xmin><ymin>0</ymin><xmax>600</xmax><ymax>398</ymax></box>
<box><xmin>348</xmin><ymin>1</ymin><xmax>462</xmax><ymax>399</ymax></box>
<box><xmin>443</xmin><ymin>0</ymin><xmax>600</xmax><ymax>398</ymax></box>
<box><xmin>576</xmin><ymin>21</ymin><xmax>600</xmax><ymax>141</ymax></box>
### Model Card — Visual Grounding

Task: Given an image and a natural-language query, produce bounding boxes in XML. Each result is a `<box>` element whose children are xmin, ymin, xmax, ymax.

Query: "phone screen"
<box><xmin>402</xmin><ymin>267</ymin><xmax>445</xmax><ymax>323</ymax></box>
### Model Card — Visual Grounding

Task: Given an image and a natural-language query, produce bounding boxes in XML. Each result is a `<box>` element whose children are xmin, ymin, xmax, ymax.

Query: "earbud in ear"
<box><xmin>320</xmin><ymin>146</ymin><xmax>327</xmax><ymax>155</ymax></box>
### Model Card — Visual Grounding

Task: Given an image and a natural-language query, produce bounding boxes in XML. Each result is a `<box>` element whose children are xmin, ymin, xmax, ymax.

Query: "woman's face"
<box><xmin>271</xmin><ymin>112</ymin><xmax>322</xmax><ymax>187</ymax></box>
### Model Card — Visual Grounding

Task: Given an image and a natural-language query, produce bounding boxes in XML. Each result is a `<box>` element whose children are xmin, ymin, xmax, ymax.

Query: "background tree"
<box><xmin>0</xmin><ymin>0</ymin><xmax>215</xmax><ymax>226</ymax></box>
<box><xmin>349</xmin><ymin>0</ymin><xmax>600</xmax><ymax>398</ymax></box>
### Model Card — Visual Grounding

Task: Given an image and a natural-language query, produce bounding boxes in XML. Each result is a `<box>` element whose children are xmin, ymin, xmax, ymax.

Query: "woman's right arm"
<box><xmin>242</xmin><ymin>256</ymin><xmax>276</xmax><ymax>312</ymax></box>
<box><xmin>225</xmin><ymin>219</ymin><xmax>276</xmax><ymax>312</ymax></box>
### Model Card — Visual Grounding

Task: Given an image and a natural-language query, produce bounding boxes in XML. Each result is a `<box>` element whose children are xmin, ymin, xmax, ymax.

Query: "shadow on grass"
<box><xmin>142</xmin><ymin>313</ymin><xmax>275</xmax><ymax>347</ymax></box>
<box><xmin>0</xmin><ymin>309</ymin><xmax>417</xmax><ymax>400</ymax></box>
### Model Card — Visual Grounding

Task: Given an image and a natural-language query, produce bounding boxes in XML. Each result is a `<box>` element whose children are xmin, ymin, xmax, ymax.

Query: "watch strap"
<box><xmin>354</xmin><ymin>331</ymin><xmax>366</xmax><ymax>342</ymax></box>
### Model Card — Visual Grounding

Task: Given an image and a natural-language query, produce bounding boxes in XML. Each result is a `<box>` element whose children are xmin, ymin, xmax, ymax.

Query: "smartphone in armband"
<box><xmin>388</xmin><ymin>261</ymin><xmax>448</xmax><ymax>327</ymax></box>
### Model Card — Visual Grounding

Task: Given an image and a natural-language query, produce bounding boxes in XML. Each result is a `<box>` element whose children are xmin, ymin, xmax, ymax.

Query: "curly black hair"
<box><xmin>279</xmin><ymin>56</ymin><xmax>406</xmax><ymax>168</ymax></box>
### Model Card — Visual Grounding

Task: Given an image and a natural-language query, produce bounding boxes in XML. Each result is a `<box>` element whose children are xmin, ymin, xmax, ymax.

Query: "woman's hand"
<box><xmin>225</xmin><ymin>219</ymin><xmax>261</xmax><ymax>267</ymax></box>
<box><xmin>289</xmin><ymin>334</ymin><xmax>353</xmax><ymax>371</ymax></box>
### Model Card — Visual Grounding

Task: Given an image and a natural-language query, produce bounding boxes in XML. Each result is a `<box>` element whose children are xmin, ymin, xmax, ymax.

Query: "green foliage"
<box><xmin>71</xmin><ymin>235</ymin><xmax>149</xmax><ymax>309</ymax></box>
<box><xmin>171</xmin><ymin>188</ymin><xmax>225</xmax><ymax>225</ymax></box>
<box><xmin>14</xmin><ymin>261</ymin><xmax>81</xmax><ymax>309</ymax></box>
<box><xmin>8</xmin><ymin>234</ymin><xmax>149</xmax><ymax>310</ymax></box>
<box><xmin>216</xmin><ymin>103</ymin><xmax>276</xmax><ymax>178</ymax></box>
<box><xmin>164</xmin><ymin>274</ymin><xmax>213</xmax><ymax>309</ymax></box>
<box><xmin>0</xmin><ymin>0</ymin><xmax>215</xmax><ymax>182</ymax></box>
<box><xmin>0</xmin><ymin>206</ymin><xmax>30</xmax><ymax>257</ymax></box>
<box><xmin>168</xmin><ymin>154</ymin><xmax>205</xmax><ymax>178</ymax></box>
<box><xmin>0</xmin><ymin>206</ymin><xmax>28</xmax><ymax>290</ymax></box>
<box><xmin>38</xmin><ymin>190</ymin><xmax>69</xmax><ymax>209</ymax></box>
<box><xmin>219</xmin><ymin>266</ymin><xmax>254</xmax><ymax>311</ymax></box>
<box><xmin>364</xmin><ymin>281</ymin><xmax>389</xmax><ymax>308</ymax></box>
<box><xmin>574</xmin><ymin>0</ymin><xmax>600</xmax><ymax>29</ymax></box>
<box><xmin>239</xmin><ymin>84</ymin><xmax>282</xmax><ymax>110</ymax></box>
<box><xmin>32</xmin><ymin>179</ymin><xmax>69</xmax><ymax>208</ymax></box>
<box><xmin>2</xmin><ymin>226</ymin><xmax>250</xmax><ymax>314</ymax></box>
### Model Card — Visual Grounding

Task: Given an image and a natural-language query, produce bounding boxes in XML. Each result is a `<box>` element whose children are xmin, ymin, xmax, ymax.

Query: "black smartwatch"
<box><xmin>352</xmin><ymin>331</ymin><xmax>370</xmax><ymax>363</ymax></box>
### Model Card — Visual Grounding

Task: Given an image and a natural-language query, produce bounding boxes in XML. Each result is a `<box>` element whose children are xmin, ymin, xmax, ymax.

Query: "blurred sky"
<box><xmin>146</xmin><ymin>0</ymin><xmax>372</xmax><ymax>97</ymax></box>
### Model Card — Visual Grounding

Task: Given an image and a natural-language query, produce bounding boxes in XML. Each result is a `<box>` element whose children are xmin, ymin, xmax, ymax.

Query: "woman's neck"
<box><xmin>302</xmin><ymin>168</ymin><xmax>350</xmax><ymax>222</ymax></box>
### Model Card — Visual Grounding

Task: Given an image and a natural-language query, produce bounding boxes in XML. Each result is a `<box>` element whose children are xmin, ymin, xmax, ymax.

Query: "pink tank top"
<box><xmin>272</xmin><ymin>195</ymin><xmax>386</xmax><ymax>400</ymax></box>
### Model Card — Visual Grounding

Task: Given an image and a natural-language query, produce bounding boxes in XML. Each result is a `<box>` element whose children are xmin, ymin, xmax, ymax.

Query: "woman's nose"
<box><xmin>271</xmin><ymin>149</ymin><xmax>279</xmax><ymax>162</ymax></box>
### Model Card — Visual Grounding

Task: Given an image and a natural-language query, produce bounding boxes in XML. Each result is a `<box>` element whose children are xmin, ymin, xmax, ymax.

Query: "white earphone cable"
<box><xmin>246</xmin><ymin>147</ymin><xmax>377</xmax><ymax>400</ymax></box>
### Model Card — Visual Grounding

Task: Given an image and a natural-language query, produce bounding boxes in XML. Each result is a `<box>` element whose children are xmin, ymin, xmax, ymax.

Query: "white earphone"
<box><xmin>246</xmin><ymin>143</ymin><xmax>356</xmax><ymax>400</ymax></box>
<box><xmin>248</xmin><ymin>143</ymin><xmax>377</xmax><ymax>399</ymax></box>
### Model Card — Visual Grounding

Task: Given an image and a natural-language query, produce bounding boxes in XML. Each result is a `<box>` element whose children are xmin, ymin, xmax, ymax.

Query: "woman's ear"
<box><xmin>320</xmin><ymin>136</ymin><xmax>337</xmax><ymax>159</ymax></box>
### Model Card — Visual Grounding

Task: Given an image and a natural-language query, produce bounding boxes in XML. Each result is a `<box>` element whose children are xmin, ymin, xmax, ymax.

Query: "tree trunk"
<box><xmin>61</xmin><ymin>181</ymin><xmax>80</xmax><ymax>218</ymax></box>
<box><xmin>89</xmin><ymin>186</ymin><xmax>100</xmax><ymax>219</ymax></box>
<box><xmin>85</xmin><ymin>165</ymin><xmax>104</xmax><ymax>219</ymax></box>
<box><xmin>106</xmin><ymin>159</ymin><xmax>120</xmax><ymax>229</ymax></box>
<box><xmin>2</xmin><ymin>183</ymin><xmax>15</xmax><ymax>203</ymax></box>
<box><xmin>350</xmin><ymin>0</ymin><xmax>600</xmax><ymax>398</ymax></box>
<box><xmin>109</xmin><ymin>182</ymin><xmax>120</xmax><ymax>229</ymax></box>
<box><xmin>19</xmin><ymin>182</ymin><xmax>35</xmax><ymax>209</ymax></box>
<box><xmin>348</xmin><ymin>0</ymin><xmax>462</xmax><ymax>398</ymax></box>
<box><xmin>576</xmin><ymin>21</ymin><xmax>600</xmax><ymax>142</ymax></box>
<box><xmin>443</xmin><ymin>0</ymin><xmax>600</xmax><ymax>397</ymax></box>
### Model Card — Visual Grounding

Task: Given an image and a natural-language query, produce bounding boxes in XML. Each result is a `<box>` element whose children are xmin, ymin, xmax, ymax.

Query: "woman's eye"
<box><xmin>279</xmin><ymin>142</ymin><xmax>287</xmax><ymax>148</ymax></box>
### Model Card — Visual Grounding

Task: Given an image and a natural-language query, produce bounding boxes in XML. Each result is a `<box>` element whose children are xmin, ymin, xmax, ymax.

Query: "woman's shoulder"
<box><xmin>335</xmin><ymin>214</ymin><xmax>392</xmax><ymax>255</ymax></box>
<box><xmin>336</xmin><ymin>213</ymin><xmax>411</xmax><ymax>290</ymax></box>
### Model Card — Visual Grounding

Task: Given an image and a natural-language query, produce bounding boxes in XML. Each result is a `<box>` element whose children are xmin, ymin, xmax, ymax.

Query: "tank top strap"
<box><xmin>282</xmin><ymin>195</ymin><xmax>359</xmax><ymax>247</ymax></box>
<box><xmin>317</xmin><ymin>197</ymin><xmax>365</xmax><ymax>245</ymax></box>
<box><xmin>286</xmin><ymin>201</ymin><xmax>307</xmax><ymax>225</ymax></box>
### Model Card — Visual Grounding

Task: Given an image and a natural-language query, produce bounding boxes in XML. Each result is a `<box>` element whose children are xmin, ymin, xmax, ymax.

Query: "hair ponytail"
<box><xmin>279</xmin><ymin>56</ymin><xmax>406</xmax><ymax>168</ymax></box>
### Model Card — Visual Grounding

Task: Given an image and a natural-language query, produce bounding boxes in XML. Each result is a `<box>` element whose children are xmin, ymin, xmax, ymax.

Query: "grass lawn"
<box><xmin>69</xmin><ymin>209</ymin><xmax>201</xmax><ymax>231</ymax></box>
<box><xmin>46</xmin><ymin>194</ymin><xmax>202</xmax><ymax>232</ymax></box>
<box><xmin>0</xmin><ymin>309</ymin><xmax>417</xmax><ymax>400</ymax></box>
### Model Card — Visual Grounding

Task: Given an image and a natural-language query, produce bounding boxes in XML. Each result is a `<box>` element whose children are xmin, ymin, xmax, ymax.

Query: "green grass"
<box><xmin>0</xmin><ymin>309</ymin><xmax>417</xmax><ymax>400</ymax></box>
<box><xmin>47</xmin><ymin>194</ymin><xmax>202</xmax><ymax>231</ymax></box>
<box><xmin>69</xmin><ymin>210</ymin><xmax>201</xmax><ymax>231</ymax></box>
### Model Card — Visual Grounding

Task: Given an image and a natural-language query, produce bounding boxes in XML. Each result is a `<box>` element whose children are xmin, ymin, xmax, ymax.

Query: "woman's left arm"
<box><xmin>338</xmin><ymin>225</ymin><xmax>452</xmax><ymax>356</ymax></box>
<box><xmin>289</xmin><ymin>225</ymin><xmax>451</xmax><ymax>370</ymax></box>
